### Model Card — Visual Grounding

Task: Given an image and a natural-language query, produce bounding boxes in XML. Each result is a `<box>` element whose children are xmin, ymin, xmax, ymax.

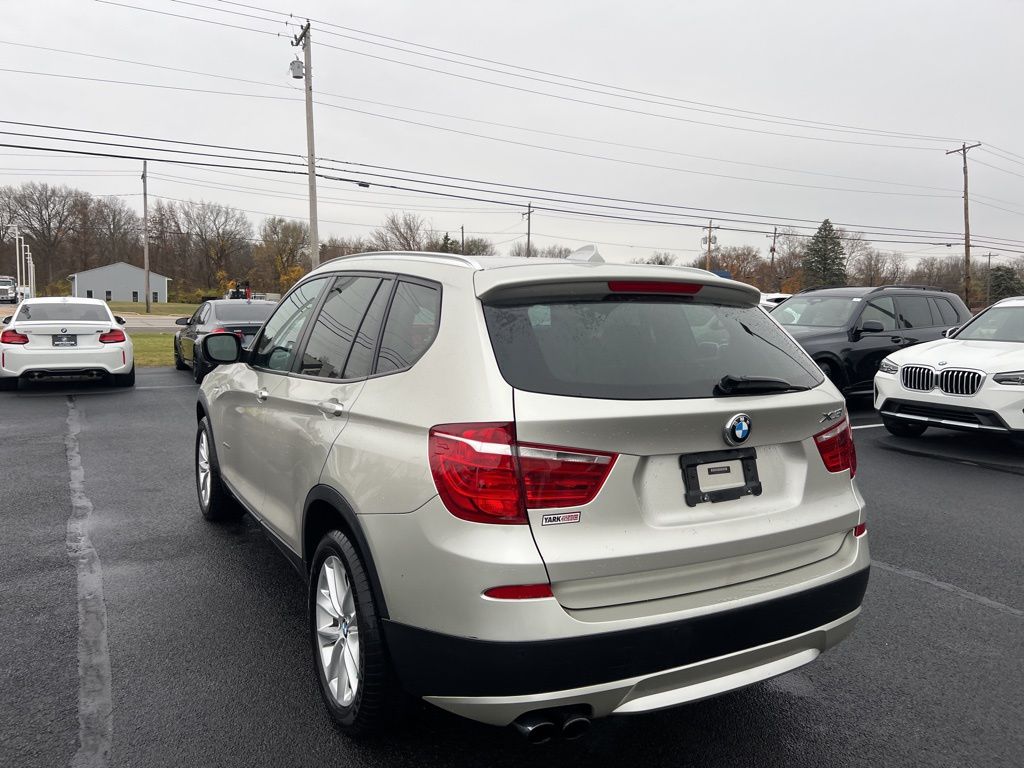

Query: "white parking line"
<box><xmin>851</xmin><ymin>423</ymin><xmax>884</xmax><ymax>430</ymax></box>
<box><xmin>65</xmin><ymin>396</ymin><xmax>113</xmax><ymax>767</ymax></box>
<box><xmin>874</xmin><ymin>561</ymin><xmax>1024</xmax><ymax>619</ymax></box>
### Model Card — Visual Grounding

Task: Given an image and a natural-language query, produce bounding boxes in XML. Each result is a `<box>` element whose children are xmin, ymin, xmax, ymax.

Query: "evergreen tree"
<box><xmin>987</xmin><ymin>264</ymin><xmax>1024</xmax><ymax>303</ymax></box>
<box><xmin>803</xmin><ymin>219</ymin><xmax>847</xmax><ymax>287</ymax></box>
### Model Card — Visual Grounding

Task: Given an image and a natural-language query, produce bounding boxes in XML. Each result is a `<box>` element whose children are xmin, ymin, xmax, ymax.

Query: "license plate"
<box><xmin>52</xmin><ymin>334</ymin><xmax>77</xmax><ymax>347</ymax></box>
<box><xmin>679</xmin><ymin>448</ymin><xmax>762</xmax><ymax>507</ymax></box>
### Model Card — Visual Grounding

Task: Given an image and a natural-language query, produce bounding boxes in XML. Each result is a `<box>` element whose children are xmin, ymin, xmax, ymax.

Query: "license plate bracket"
<box><xmin>679</xmin><ymin>447</ymin><xmax>761</xmax><ymax>507</ymax></box>
<box><xmin>52</xmin><ymin>334</ymin><xmax>77</xmax><ymax>347</ymax></box>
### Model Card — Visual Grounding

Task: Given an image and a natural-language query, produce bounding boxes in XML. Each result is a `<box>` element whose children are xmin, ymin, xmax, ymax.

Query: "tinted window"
<box><xmin>250</xmin><ymin>279</ymin><xmax>326</xmax><ymax>371</ymax></box>
<box><xmin>933</xmin><ymin>298</ymin><xmax>960</xmax><ymax>326</ymax></box>
<box><xmin>376</xmin><ymin>282</ymin><xmax>441</xmax><ymax>374</ymax></box>
<box><xmin>213</xmin><ymin>303</ymin><xmax>276</xmax><ymax>323</ymax></box>
<box><xmin>897</xmin><ymin>296</ymin><xmax>936</xmax><ymax>329</ymax></box>
<box><xmin>860</xmin><ymin>298</ymin><xmax>897</xmax><ymax>331</ymax></box>
<box><xmin>197</xmin><ymin>304</ymin><xmax>211</xmax><ymax>325</ymax></box>
<box><xmin>484</xmin><ymin>297</ymin><xmax>823</xmax><ymax>400</ymax></box>
<box><xmin>15</xmin><ymin>303</ymin><xmax>111</xmax><ymax>322</ymax></box>
<box><xmin>298</xmin><ymin>276</ymin><xmax>382</xmax><ymax>379</ymax></box>
<box><xmin>956</xmin><ymin>306</ymin><xmax>1024</xmax><ymax>342</ymax></box>
<box><xmin>343</xmin><ymin>279</ymin><xmax>393</xmax><ymax>379</ymax></box>
<box><xmin>774</xmin><ymin>296</ymin><xmax>859</xmax><ymax>328</ymax></box>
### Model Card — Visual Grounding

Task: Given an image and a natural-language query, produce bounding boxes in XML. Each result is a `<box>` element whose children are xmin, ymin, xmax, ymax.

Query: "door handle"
<box><xmin>890</xmin><ymin>336</ymin><xmax>902</xmax><ymax>344</ymax></box>
<box><xmin>317</xmin><ymin>400</ymin><xmax>344</xmax><ymax>417</ymax></box>
<box><xmin>255</xmin><ymin>388</ymin><xmax>269</xmax><ymax>402</ymax></box>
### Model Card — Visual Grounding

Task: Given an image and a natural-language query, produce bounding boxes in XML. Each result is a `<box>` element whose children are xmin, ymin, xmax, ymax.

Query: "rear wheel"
<box><xmin>195</xmin><ymin>417</ymin><xmax>242</xmax><ymax>521</ymax></box>
<box><xmin>817</xmin><ymin>360</ymin><xmax>843</xmax><ymax>390</ymax></box>
<box><xmin>309</xmin><ymin>530</ymin><xmax>401</xmax><ymax>737</ymax></box>
<box><xmin>0</xmin><ymin>377</ymin><xmax>18</xmax><ymax>391</ymax></box>
<box><xmin>882</xmin><ymin>417</ymin><xmax>927</xmax><ymax>438</ymax></box>
<box><xmin>114</xmin><ymin>365</ymin><xmax>135</xmax><ymax>388</ymax></box>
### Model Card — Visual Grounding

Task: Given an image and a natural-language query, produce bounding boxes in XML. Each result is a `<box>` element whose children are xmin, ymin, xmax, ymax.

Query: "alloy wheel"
<box><xmin>314</xmin><ymin>555</ymin><xmax>361</xmax><ymax>707</ymax></box>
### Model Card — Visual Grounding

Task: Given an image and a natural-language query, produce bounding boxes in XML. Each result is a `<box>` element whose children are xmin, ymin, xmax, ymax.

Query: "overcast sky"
<box><xmin>4</xmin><ymin>0</ymin><xmax>1023</xmax><ymax>265</ymax></box>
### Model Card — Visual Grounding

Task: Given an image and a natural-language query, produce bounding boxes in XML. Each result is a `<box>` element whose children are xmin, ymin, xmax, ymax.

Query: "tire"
<box><xmin>817</xmin><ymin>360</ymin><xmax>842</xmax><ymax>389</ymax></box>
<box><xmin>195</xmin><ymin>416</ymin><xmax>242</xmax><ymax>522</ymax></box>
<box><xmin>882</xmin><ymin>417</ymin><xmax>927</xmax><ymax>438</ymax></box>
<box><xmin>0</xmin><ymin>377</ymin><xmax>18</xmax><ymax>391</ymax></box>
<box><xmin>193</xmin><ymin>349</ymin><xmax>207</xmax><ymax>384</ymax></box>
<box><xmin>309</xmin><ymin>530</ymin><xmax>401</xmax><ymax>737</ymax></box>
<box><xmin>114</xmin><ymin>365</ymin><xmax>136</xmax><ymax>388</ymax></box>
<box><xmin>174</xmin><ymin>341</ymin><xmax>188</xmax><ymax>371</ymax></box>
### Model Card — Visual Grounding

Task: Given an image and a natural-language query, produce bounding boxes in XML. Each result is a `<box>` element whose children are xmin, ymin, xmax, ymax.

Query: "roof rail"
<box><xmin>868</xmin><ymin>284</ymin><xmax>946</xmax><ymax>293</ymax></box>
<box><xmin>796</xmin><ymin>285</ymin><xmax>844</xmax><ymax>293</ymax></box>
<box><xmin>320</xmin><ymin>251</ymin><xmax>484</xmax><ymax>269</ymax></box>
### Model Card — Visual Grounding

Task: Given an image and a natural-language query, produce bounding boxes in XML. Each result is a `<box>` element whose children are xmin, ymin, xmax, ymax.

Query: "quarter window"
<box><xmin>932</xmin><ymin>297</ymin><xmax>960</xmax><ymax>326</ymax></box>
<box><xmin>896</xmin><ymin>296</ymin><xmax>936</xmax><ymax>329</ymax></box>
<box><xmin>297</xmin><ymin>276</ymin><xmax>386</xmax><ymax>379</ymax></box>
<box><xmin>375</xmin><ymin>281</ymin><xmax>441</xmax><ymax>374</ymax></box>
<box><xmin>250</xmin><ymin>278</ymin><xmax>327</xmax><ymax>371</ymax></box>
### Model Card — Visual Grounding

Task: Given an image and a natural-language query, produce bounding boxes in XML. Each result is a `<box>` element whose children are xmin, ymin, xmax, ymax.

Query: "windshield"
<box><xmin>483</xmin><ymin>295</ymin><xmax>823</xmax><ymax>400</ymax></box>
<box><xmin>213</xmin><ymin>303</ymin><xmax>276</xmax><ymax>322</ymax></box>
<box><xmin>956</xmin><ymin>306</ymin><xmax>1024</xmax><ymax>342</ymax></box>
<box><xmin>0</xmin><ymin>278</ymin><xmax>14</xmax><ymax>287</ymax></box>
<box><xmin>15</xmin><ymin>303</ymin><xmax>112</xmax><ymax>322</ymax></box>
<box><xmin>774</xmin><ymin>296</ymin><xmax>860</xmax><ymax>328</ymax></box>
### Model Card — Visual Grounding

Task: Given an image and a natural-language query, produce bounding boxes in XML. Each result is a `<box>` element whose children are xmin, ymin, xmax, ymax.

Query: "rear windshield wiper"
<box><xmin>714</xmin><ymin>375</ymin><xmax>809</xmax><ymax>396</ymax></box>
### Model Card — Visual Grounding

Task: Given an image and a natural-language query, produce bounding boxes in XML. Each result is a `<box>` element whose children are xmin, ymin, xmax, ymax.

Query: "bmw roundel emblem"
<box><xmin>60</xmin><ymin>327</ymin><xmax>67</xmax><ymax>334</ymax></box>
<box><xmin>724</xmin><ymin>413</ymin><xmax>752</xmax><ymax>446</ymax></box>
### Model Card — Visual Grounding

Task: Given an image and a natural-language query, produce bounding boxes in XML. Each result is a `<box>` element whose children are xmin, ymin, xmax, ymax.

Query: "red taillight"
<box><xmin>212</xmin><ymin>327</ymin><xmax>244</xmax><ymax>338</ymax></box>
<box><xmin>608</xmin><ymin>280</ymin><xmax>702</xmax><ymax>295</ymax></box>
<box><xmin>483</xmin><ymin>584</ymin><xmax>554</xmax><ymax>600</ymax></box>
<box><xmin>99</xmin><ymin>329</ymin><xmax>126</xmax><ymax>343</ymax></box>
<box><xmin>853</xmin><ymin>522</ymin><xmax>867</xmax><ymax>538</ymax></box>
<box><xmin>1</xmin><ymin>329</ymin><xmax>29</xmax><ymax>345</ymax></box>
<box><xmin>814</xmin><ymin>417</ymin><xmax>857</xmax><ymax>477</ymax></box>
<box><xmin>428</xmin><ymin>423</ymin><xmax>617</xmax><ymax>525</ymax></box>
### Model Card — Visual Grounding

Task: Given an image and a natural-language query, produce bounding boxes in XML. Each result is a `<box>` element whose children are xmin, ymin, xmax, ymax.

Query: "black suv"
<box><xmin>771</xmin><ymin>285</ymin><xmax>971</xmax><ymax>395</ymax></box>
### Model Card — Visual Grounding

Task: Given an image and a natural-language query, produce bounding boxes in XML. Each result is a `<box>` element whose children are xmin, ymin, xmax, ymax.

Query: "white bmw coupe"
<box><xmin>0</xmin><ymin>297</ymin><xmax>135</xmax><ymax>390</ymax></box>
<box><xmin>874</xmin><ymin>296</ymin><xmax>1024</xmax><ymax>444</ymax></box>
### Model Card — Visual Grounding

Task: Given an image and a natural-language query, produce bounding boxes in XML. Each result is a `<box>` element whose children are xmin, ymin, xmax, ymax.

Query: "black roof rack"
<box><xmin>797</xmin><ymin>285</ymin><xmax>844</xmax><ymax>293</ymax></box>
<box><xmin>868</xmin><ymin>284</ymin><xmax>947</xmax><ymax>293</ymax></box>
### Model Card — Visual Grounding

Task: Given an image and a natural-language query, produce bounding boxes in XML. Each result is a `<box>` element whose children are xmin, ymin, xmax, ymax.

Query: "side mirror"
<box><xmin>860</xmin><ymin>320</ymin><xmax>885</xmax><ymax>334</ymax></box>
<box><xmin>943</xmin><ymin>326</ymin><xmax>959</xmax><ymax>338</ymax></box>
<box><xmin>175</xmin><ymin>317</ymin><xmax>190</xmax><ymax>326</ymax></box>
<box><xmin>2</xmin><ymin>316</ymin><xmax>10</xmax><ymax>325</ymax></box>
<box><xmin>114</xmin><ymin>315</ymin><xmax>126</xmax><ymax>326</ymax></box>
<box><xmin>202</xmin><ymin>332</ymin><xmax>242</xmax><ymax>364</ymax></box>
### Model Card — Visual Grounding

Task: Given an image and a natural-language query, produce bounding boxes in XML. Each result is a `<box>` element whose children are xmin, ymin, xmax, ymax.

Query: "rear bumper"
<box><xmin>0</xmin><ymin>346</ymin><xmax>132</xmax><ymax>378</ymax></box>
<box><xmin>387</xmin><ymin>567</ymin><xmax>869</xmax><ymax>724</ymax></box>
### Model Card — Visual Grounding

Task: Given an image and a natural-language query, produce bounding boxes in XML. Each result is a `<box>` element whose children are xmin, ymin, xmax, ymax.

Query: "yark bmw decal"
<box><xmin>724</xmin><ymin>413</ymin><xmax>752</xmax><ymax>446</ymax></box>
<box><xmin>542</xmin><ymin>512</ymin><xmax>581</xmax><ymax>526</ymax></box>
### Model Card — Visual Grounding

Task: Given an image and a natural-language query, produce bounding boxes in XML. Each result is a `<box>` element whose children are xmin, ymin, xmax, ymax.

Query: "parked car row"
<box><xmin>172</xmin><ymin>299</ymin><xmax>276</xmax><ymax>383</ymax></box>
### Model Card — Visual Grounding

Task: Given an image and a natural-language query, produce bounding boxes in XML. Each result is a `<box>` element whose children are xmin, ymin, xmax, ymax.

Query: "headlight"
<box><xmin>993</xmin><ymin>371</ymin><xmax>1024</xmax><ymax>385</ymax></box>
<box><xmin>878</xmin><ymin>358</ymin><xmax>898</xmax><ymax>375</ymax></box>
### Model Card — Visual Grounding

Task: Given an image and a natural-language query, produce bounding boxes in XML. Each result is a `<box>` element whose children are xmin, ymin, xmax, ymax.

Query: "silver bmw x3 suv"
<box><xmin>194</xmin><ymin>251</ymin><xmax>869</xmax><ymax>741</ymax></box>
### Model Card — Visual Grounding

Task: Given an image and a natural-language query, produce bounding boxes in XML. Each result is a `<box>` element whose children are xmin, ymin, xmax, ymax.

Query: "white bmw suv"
<box><xmin>194</xmin><ymin>251</ymin><xmax>870</xmax><ymax>741</ymax></box>
<box><xmin>874</xmin><ymin>295</ymin><xmax>1024</xmax><ymax>443</ymax></box>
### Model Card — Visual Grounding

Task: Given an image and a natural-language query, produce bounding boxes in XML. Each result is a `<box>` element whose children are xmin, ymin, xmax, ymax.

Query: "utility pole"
<box><xmin>24</xmin><ymin>245</ymin><xmax>34</xmax><ymax>298</ymax></box>
<box><xmin>946</xmin><ymin>142</ymin><xmax>981</xmax><ymax>307</ymax></box>
<box><xmin>292</xmin><ymin>22</ymin><xmax>320</xmax><ymax>268</ymax></box>
<box><xmin>766</xmin><ymin>226</ymin><xmax>779</xmax><ymax>291</ymax></box>
<box><xmin>12</xmin><ymin>224</ymin><xmax>21</xmax><ymax>290</ymax></box>
<box><xmin>142</xmin><ymin>161</ymin><xmax>151</xmax><ymax>313</ymax></box>
<box><xmin>460</xmin><ymin>225</ymin><xmax>465</xmax><ymax>255</ymax></box>
<box><xmin>702</xmin><ymin>219</ymin><xmax>718</xmax><ymax>270</ymax></box>
<box><xmin>986</xmin><ymin>252</ymin><xmax>993</xmax><ymax>305</ymax></box>
<box><xmin>524</xmin><ymin>202</ymin><xmax>533</xmax><ymax>257</ymax></box>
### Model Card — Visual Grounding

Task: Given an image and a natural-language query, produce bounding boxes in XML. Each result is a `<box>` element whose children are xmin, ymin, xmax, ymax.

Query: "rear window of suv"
<box><xmin>483</xmin><ymin>296</ymin><xmax>824</xmax><ymax>400</ymax></box>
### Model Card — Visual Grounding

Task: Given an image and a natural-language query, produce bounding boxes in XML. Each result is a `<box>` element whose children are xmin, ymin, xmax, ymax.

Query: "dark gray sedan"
<box><xmin>174</xmin><ymin>299</ymin><xmax>276</xmax><ymax>382</ymax></box>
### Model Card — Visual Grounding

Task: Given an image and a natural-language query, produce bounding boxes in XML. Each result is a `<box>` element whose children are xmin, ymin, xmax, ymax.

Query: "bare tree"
<box><xmin>509</xmin><ymin>242</ymin><xmax>571</xmax><ymax>258</ymax></box>
<box><xmin>370</xmin><ymin>212</ymin><xmax>429</xmax><ymax>251</ymax></box>
<box><xmin>251</xmin><ymin>217</ymin><xmax>310</xmax><ymax>292</ymax></box>
<box><xmin>178</xmin><ymin>200</ymin><xmax>253</xmax><ymax>289</ymax></box>
<box><xmin>632</xmin><ymin>252</ymin><xmax>677</xmax><ymax>265</ymax></box>
<box><xmin>12</xmin><ymin>182</ymin><xmax>82</xmax><ymax>288</ymax></box>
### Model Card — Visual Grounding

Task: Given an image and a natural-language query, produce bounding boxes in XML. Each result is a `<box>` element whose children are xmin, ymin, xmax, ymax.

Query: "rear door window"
<box><xmin>296</xmin><ymin>276</ymin><xmax>386</xmax><ymax>379</ymax></box>
<box><xmin>375</xmin><ymin>281</ymin><xmax>441</xmax><ymax>374</ymax></box>
<box><xmin>250</xmin><ymin>278</ymin><xmax>327</xmax><ymax>372</ymax></box>
<box><xmin>896</xmin><ymin>296</ymin><xmax>937</xmax><ymax>328</ymax></box>
<box><xmin>932</xmin><ymin>297</ymin><xmax>960</xmax><ymax>326</ymax></box>
<box><xmin>483</xmin><ymin>295</ymin><xmax>823</xmax><ymax>400</ymax></box>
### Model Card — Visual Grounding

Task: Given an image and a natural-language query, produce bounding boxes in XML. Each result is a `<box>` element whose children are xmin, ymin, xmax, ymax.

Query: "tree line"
<box><xmin>2</xmin><ymin>183</ymin><xmax>1020</xmax><ymax>305</ymax></box>
<box><xmin>634</xmin><ymin>218</ymin><xmax>1024</xmax><ymax>306</ymax></box>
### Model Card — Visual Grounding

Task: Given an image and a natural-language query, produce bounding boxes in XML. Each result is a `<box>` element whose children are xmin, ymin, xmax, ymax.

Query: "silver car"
<box><xmin>195</xmin><ymin>252</ymin><xmax>869</xmax><ymax>741</ymax></box>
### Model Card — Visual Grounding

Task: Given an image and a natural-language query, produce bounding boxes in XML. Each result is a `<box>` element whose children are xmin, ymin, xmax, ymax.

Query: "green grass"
<box><xmin>107</xmin><ymin>301</ymin><xmax>199</xmax><ymax>317</ymax></box>
<box><xmin>130</xmin><ymin>332</ymin><xmax>176</xmax><ymax>367</ymax></box>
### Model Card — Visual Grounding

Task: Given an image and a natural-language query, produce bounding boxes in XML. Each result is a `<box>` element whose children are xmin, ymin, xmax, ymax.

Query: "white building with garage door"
<box><xmin>68</xmin><ymin>262</ymin><xmax>172</xmax><ymax>304</ymax></box>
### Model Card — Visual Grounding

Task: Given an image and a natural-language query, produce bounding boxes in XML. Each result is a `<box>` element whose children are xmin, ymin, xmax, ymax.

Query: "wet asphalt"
<box><xmin>0</xmin><ymin>369</ymin><xmax>1021</xmax><ymax>768</ymax></box>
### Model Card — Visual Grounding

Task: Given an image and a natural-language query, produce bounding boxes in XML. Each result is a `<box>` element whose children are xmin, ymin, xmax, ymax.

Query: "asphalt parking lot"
<box><xmin>2</xmin><ymin>369</ymin><xmax>1021</xmax><ymax>768</ymax></box>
